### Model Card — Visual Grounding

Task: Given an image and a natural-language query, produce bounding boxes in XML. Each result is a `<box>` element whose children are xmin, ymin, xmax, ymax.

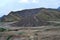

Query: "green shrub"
<box><xmin>0</xmin><ymin>28</ymin><xmax>6</xmax><ymax>32</ymax></box>
<box><xmin>18</xmin><ymin>32</ymin><xmax>26</xmax><ymax>35</ymax></box>
<box><xmin>7</xmin><ymin>35</ymin><xmax>13</xmax><ymax>40</ymax></box>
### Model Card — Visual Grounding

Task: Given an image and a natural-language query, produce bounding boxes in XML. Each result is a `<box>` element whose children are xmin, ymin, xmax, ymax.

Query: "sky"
<box><xmin>0</xmin><ymin>0</ymin><xmax>60</xmax><ymax>17</ymax></box>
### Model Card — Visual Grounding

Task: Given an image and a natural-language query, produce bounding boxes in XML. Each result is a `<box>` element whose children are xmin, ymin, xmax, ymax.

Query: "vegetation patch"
<box><xmin>7</xmin><ymin>35</ymin><xmax>13</xmax><ymax>40</ymax></box>
<box><xmin>0</xmin><ymin>28</ymin><xmax>7</xmax><ymax>32</ymax></box>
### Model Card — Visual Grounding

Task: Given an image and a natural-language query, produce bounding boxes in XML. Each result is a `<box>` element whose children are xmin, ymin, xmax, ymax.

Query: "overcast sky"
<box><xmin>0</xmin><ymin>0</ymin><xmax>60</xmax><ymax>17</ymax></box>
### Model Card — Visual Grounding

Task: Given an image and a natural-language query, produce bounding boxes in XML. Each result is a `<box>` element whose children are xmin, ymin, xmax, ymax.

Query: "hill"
<box><xmin>0</xmin><ymin>8</ymin><xmax>60</xmax><ymax>27</ymax></box>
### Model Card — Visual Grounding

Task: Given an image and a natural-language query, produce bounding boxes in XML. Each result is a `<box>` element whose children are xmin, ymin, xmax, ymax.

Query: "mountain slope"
<box><xmin>0</xmin><ymin>11</ymin><xmax>22</xmax><ymax>22</ymax></box>
<box><xmin>0</xmin><ymin>8</ymin><xmax>60</xmax><ymax>27</ymax></box>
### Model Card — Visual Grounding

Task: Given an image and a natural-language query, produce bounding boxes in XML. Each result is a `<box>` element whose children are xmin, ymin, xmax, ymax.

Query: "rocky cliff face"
<box><xmin>0</xmin><ymin>8</ymin><xmax>60</xmax><ymax>27</ymax></box>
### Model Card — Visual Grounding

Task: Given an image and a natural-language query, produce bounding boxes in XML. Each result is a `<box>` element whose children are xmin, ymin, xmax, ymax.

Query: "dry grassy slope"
<box><xmin>0</xmin><ymin>12</ymin><xmax>22</xmax><ymax>22</ymax></box>
<box><xmin>36</xmin><ymin>9</ymin><xmax>60</xmax><ymax>21</ymax></box>
<box><xmin>0</xmin><ymin>27</ymin><xmax>60</xmax><ymax>40</ymax></box>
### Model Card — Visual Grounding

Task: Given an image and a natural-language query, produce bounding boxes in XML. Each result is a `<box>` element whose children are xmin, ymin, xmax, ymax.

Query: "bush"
<box><xmin>7</xmin><ymin>35</ymin><xmax>13</xmax><ymax>40</ymax></box>
<box><xmin>0</xmin><ymin>28</ymin><xmax>6</xmax><ymax>32</ymax></box>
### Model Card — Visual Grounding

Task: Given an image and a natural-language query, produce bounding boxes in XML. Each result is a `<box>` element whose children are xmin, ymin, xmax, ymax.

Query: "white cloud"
<box><xmin>32</xmin><ymin>0</ymin><xmax>39</xmax><ymax>3</ymax></box>
<box><xmin>18</xmin><ymin>0</ymin><xmax>30</xmax><ymax>3</ymax></box>
<box><xmin>18</xmin><ymin>0</ymin><xmax>39</xmax><ymax>4</ymax></box>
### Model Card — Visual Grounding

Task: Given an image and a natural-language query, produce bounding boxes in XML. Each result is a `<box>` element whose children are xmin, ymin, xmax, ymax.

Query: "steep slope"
<box><xmin>0</xmin><ymin>12</ymin><xmax>22</xmax><ymax>22</ymax></box>
<box><xmin>1</xmin><ymin>8</ymin><xmax>60</xmax><ymax>27</ymax></box>
<box><xmin>36</xmin><ymin>9</ymin><xmax>60</xmax><ymax>21</ymax></box>
<box><xmin>0</xmin><ymin>8</ymin><xmax>42</xmax><ymax>22</ymax></box>
<box><xmin>11</xmin><ymin>15</ymin><xmax>48</xmax><ymax>27</ymax></box>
